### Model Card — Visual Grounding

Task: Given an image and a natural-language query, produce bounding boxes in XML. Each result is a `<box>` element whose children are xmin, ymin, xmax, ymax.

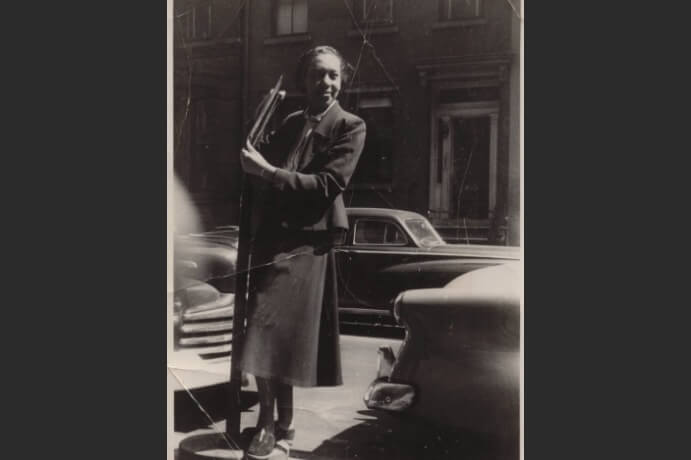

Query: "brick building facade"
<box><xmin>174</xmin><ymin>0</ymin><xmax>521</xmax><ymax>245</ymax></box>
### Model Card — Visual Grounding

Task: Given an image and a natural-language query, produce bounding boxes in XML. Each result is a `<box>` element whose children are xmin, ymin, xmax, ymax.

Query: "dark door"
<box><xmin>336</xmin><ymin>217</ymin><xmax>418</xmax><ymax>316</ymax></box>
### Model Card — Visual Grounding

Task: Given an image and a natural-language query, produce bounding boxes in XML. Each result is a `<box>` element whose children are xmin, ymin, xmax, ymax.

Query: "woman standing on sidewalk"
<box><xmin>239</xmin><ymin>45</ymin><xmax>366</xmax><ymax>459</ymax></box>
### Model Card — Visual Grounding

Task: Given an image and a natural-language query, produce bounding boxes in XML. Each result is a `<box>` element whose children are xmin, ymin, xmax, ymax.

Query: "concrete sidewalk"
<box><xmin>172</xmin><ymin>334</ymin><xmax>401</xmax><ymax>457</ymax></box>
<box><xmin>171</xmin><ymin>334</ymin><xmax>516</xmax><ymax>460</ymax></box>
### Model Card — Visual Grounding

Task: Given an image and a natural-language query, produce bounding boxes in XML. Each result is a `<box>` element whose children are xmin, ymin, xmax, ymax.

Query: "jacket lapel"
<box><xmin>298</xmin><ymin>102</ymin><xmax>344</xmax><ymax>171</ymax></box>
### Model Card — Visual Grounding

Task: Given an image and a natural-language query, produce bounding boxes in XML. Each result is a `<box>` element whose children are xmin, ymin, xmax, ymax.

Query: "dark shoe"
<box><xmin>275</xmin><ymin>425</ymin><xmax>295</xmax><ymax>442</ymax></box>
<box><xmin>246</xmin><ymin>427</ymin><xmax>275</xmax><ymax>459</ymax></box>
<box><xmin>241</xmin><ymin>426</ymin><xmax>259</xmax><ymax>446</ymax></box>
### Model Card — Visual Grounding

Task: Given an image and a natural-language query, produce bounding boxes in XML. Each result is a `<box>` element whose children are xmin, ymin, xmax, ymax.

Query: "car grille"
<box><xmin>177</xmin><ymin>293</ymin><xmax>234</xmax><ymax>360</ymax></box>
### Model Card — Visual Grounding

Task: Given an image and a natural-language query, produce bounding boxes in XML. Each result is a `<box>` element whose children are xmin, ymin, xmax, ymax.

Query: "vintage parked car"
<box><xmin>171</xmin><ymin>208</ymin><xmax>520</xmax><ymax>364</ymax></box>
<box><xmin>363</xmin><ymin>262</ymin><xmax>521</xmax><ymax>441</ymax></box>
<box><xmin>172</xmin><ymin>226</ymin><xmax>238</xmax><ymax>368</ymax></box>
<box><xmin>335</xmin><ymin>208</ymin><xmax>520</xmax><ymax>326</ymax></box>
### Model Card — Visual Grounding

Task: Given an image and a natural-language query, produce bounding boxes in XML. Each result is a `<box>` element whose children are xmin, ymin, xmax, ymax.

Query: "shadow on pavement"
<box><xmin>290</xmin><ymin>410</ymin><xmax>518</xmax><ymax>460</ymax></box>
<box><xmin>175</xmin><ymin>385</ymin><xmax>259</xmax><ymax>433</ymax></box>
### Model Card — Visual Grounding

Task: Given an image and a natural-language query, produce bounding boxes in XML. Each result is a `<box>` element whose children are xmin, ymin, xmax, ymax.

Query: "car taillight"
<box><xmin>393</xmin><ymin>292</ymin><xmax>405</xmax><ymax>323</ymax></box>
<box><xmin>173</xmin><ymin>294</ymin><xmax>184</xmax><ymax>313</ymax></box>
<box><xmin>173</xmin><ymin>293</ymin><xmax>184</xmax><ymax>327</ymax></box>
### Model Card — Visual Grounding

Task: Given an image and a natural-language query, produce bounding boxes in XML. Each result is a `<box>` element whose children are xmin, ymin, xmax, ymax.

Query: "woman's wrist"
<box><xmin>260</xmin><ymin>165</ymin><xmax>278</xmax><ymax>181</ymax></box>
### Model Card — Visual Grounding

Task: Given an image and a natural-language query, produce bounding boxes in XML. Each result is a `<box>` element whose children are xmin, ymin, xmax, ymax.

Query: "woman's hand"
<box><xmin>240</xmin><ymin>139</ymin><xmax>277</xmax><ymax>179</ymax></box>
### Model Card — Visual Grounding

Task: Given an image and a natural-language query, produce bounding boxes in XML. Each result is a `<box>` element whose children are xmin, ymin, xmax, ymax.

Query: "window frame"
<box><xmin>177</xmin><ymin>1</ymin><xmax>213</xmax><ymax>42</ymax></box>
<box><xmin>354</xmin><ymin>0</ymin><xmax>395</xmax><ymax>26</ymax></box>
<box><xmin>352</xmin><ymin>218</ymin><xmax>410</xmax><ymax>247</ymax></box>
<box><xmin>440</xmin><ymin>0</ymin><xmax>483</xmax><ymax>21</ymax></box>
<box><xmin>273</xmin><ymin>0</ymin><xmax>309</xmax><ymax>37</ymax></box>
<box><xmin>344</xmin><ymin>88</ymin><xmax>397</xmax><ymax>188</ymax></box>
<box><xmin>428</xmin><ymin>98</ymin><xmax>500</xmax><ymax>227</ymax></box>
<box><xmin>175</xmin><ymin>0</ymin><xmax>244</xmax><ymax>46</ymax></box>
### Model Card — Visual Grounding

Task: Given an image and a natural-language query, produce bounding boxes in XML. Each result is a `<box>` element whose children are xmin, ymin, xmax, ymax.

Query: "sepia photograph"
<box><xmin>167</xmin><ymin>1</ymin><xmax>523</xmax><ymax>459</ymax></box>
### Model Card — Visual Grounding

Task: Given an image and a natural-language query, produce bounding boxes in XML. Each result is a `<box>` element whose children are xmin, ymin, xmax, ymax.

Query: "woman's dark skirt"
<box><xmin>238</xmin><ymin>228</ymin><xmax>342</xmax><ymax>387</ymax></box>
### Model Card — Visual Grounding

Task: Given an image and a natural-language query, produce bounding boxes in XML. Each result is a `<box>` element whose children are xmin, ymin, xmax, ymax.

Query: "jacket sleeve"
<box><xmin>270</xmin><ymin>117</ymin><xmax>366</xmax><ymax>204</ymax></box>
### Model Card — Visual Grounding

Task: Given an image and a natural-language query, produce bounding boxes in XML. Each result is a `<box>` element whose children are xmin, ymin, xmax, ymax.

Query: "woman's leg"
<box><xmin>248</xmin><ymin>377</ymin><xmax>278</xmax><ymax>457</ymax></box>
<box><xmin>276</xmin><ymin>382</ymin><xmax>294</xmax><ymax>430</ymax></box>
<box><xmin>254</xmin><ymin>377</ymin><xmax>276</xmax><ymax>431</ymax></box>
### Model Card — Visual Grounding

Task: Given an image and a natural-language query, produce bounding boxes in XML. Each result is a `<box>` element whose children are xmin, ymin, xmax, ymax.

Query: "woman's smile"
<box><xmin>305</xmin><ymin>53</ymin><xmax>342</xmax><ymax>113</ymax></box>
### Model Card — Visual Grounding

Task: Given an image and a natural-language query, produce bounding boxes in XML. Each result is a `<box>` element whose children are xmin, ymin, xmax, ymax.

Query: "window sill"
<box><xmin>432</xmin><ymin>219</ymin><xmax>490</xmax><ymax>229</ymax></box>
<box><xmin>182</xmin><ymin>37</ymin><xmax>242</xmax><ymax>49</ymax></box>
<box><xmin>264</xmin><ymin>34</ymin><xmax>312</xmax><ymax>46</ymax></box>
<box><xmin>431</xmin><ymin>18</ymin><xmax>487</xmax><ymax>30</ymax></box>
<box><xmin>347</xmin><ymin>25</ymin><xmax>399</xmax><ymax>38</ymax></box>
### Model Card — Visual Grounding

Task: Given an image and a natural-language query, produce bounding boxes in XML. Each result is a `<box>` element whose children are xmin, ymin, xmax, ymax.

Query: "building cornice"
<box><xmin>415</xmin><ymin>54</ymin><xmax>514</xmax><ymax>87</ymax></box>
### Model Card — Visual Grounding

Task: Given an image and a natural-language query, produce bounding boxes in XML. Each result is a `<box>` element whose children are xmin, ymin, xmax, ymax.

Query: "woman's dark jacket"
<box><xmin>253</xmin><ymin>101</ymin><xmax>367</xmax><ymax>234</ymax></box>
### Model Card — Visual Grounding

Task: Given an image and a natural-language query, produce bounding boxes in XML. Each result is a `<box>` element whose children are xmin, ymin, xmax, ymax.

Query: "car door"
<box><xmin>335</xmin><ymin>216</ymin><xmax>418</xmax><ymax>314</ymax></box>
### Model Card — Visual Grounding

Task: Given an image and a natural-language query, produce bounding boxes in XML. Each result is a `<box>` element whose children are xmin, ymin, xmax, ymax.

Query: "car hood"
<box><xmin>175</xmin><ymin>236</ymin><xmax>237</xmax><ymax>283</ymax></box>
<box><xmin>175</xmin><ymin>276</ymin><xmax>221</xmax><ymax>305</ymax></box>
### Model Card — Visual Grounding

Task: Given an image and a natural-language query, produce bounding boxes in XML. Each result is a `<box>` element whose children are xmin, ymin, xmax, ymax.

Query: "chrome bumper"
<box><xmin>175</xmin><ymin>292</ymin><xmax>234</xmax><ymax>360</ymax></box>
<box><xmin>363</xmin><ymin>345</ymin><xmax>415</xmax><ymax>412</ymax></box>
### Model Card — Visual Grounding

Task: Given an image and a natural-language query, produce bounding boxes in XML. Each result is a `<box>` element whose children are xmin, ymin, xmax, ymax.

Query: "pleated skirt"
<box><xmin>238</xmin><ymin>228</ymin><xmax>342</xmax><ymax>387</ymax></box>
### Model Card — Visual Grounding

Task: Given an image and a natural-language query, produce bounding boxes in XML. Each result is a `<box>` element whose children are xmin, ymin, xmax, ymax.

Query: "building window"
<box><xmin>428</xmin><ymin>100</ymin><xmax>500</xmax><ymax>241</ymax></box>
<box><xmin>354</xmin><ymin>0</ymin><xmax>394</xmax><ymax>25</ymax></box>
<box><xmin>439</xmin><ymin>0</ymin><xmax>482</xmax><ymax>20</ymax></box>
<box><xmin>177</xmin><ymin>0</ymin><xmax>213</xmax><ymax>41</ymax></box>
<box><xmin>275</xmin><ymin>0</ymin><xmax>308</xmax><ymax>36</ymax></box>
<box><xmin>450</xmin><ymin>116</ymin><xmax>491</xmax><ymax>220</ymax></box>
<box><xmin>350</xmin><ymin>96</ymin><xmax>394</xmax><ymax>185</ymax></box>
<box><xmin>175</xmin><ymin>1</ymin><xmax>245</xmax><ymax>44</ymax></box>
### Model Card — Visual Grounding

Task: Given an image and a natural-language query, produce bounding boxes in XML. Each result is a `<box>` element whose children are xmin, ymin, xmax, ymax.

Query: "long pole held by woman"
<box><xmin>238</xmin><ymin>46</ymin><xmax>366</xmax><ymax>459</ymax></box>
<box><xmin>228</xmin><ymin>76</ymin><xmax>285</xmax><ymax>440</ymax></box>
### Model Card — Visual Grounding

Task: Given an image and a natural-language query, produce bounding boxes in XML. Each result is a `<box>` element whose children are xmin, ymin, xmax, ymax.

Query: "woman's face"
<box><xmin>304</xmin><ymin>52</ymin><xmax>342</xmax><ymax>113</ymax></box>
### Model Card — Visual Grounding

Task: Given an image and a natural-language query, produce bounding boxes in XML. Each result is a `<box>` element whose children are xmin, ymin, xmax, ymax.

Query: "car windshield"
<box><xmin>405</xmin><ymin>219</ymin><xmax>444</xmax><ymax>247</ymax></box>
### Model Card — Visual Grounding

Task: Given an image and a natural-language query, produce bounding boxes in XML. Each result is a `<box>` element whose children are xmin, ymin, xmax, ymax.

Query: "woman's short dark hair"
<box><xmin>295</xmin><ymin>45</ymin><xmax>353</xmax><ymax>92</ymax></box>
